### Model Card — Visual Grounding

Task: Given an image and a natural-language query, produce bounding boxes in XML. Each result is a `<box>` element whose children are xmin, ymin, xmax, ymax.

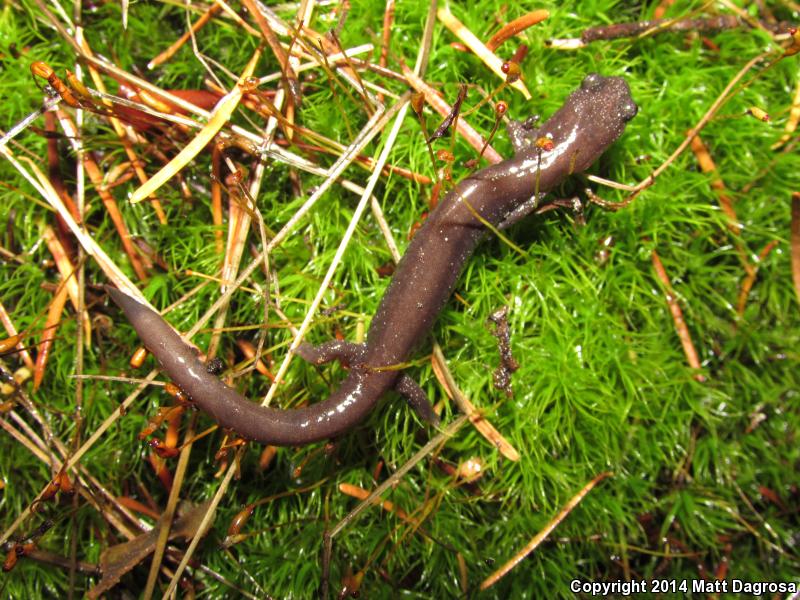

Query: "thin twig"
<box><xmin>589</xmin><ymin>52</ymin><xmax>768</xmax><ymax>210</ymax></box>
<box><xmin>480</xmin><ymin>472</ymin><xmax>613</xmax><ymax>590</ymax></box>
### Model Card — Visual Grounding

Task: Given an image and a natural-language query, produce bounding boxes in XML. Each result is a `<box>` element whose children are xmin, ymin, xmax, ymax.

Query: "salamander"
<box><xmin>108</xmin><ymin>73</ymin><xmax>637</xmax><ymax>446</ymax></box>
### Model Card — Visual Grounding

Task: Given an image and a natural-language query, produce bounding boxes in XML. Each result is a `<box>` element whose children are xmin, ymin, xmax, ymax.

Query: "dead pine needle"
<box><xmin>148</xmin><ymin>3</ymin><xmax>222</xmax><ymax>69</ymax></box>
<box><xmin>431</xmin><ymin>344</ymin><xmax>520</xmax><ymax>461</ymax></box>
<box><xmin>0</xmin><ymin>303</ymin><xmax>35</xmax><ymax>369</ymax></box>
<box><xmin>651</xmin><ymin>250</ymin><xmax>706</xmax><ymax>382</ymax></box>
<box><xmin>772</xmin><ymin>78</ymin><xmax>800</xmax><ymax>149</ymax></box>
<box><xmin>480</xmin><ymin>472</ymin><xmax>613</xmax><ymax>590</ymax></box>
<box><xmin>42</xmin><ymin>225</ymin><xmax>91</xmax><ymax>342</ymax></box>
<box><xmin>486</xmin><ymin>10</ymin><xmax>549</xmax><ymax>51</ymax></box>
<box><xmin>378</xmin><ymin>0</ymin><xmax>396</xmax><ymax>102</ymax></box>
<box><xmin>791</xmin><ymin>192</ymin><xmax>800</xmax><ymax>307</ymax></box>
<box><xmin>736</xmin><ymin>240</ymin><xmax>778</xmax><ymax>316</ymax></box>
<box><xmin>54</xmin><ymin>110</ymin><xmax>149</xmax><ymax>281</ymax></box>
<box><xmin>33</xmin><ymin>281</ymin><xmax>69</xmax><ymax>390</ymax></box>
<box><xmin>689</xmin><ymin>134</ymin><xmax>739</xmax><ymax>228</ymax></box>
<box><xmin>689</xmin><ymin>134</ymin><xmax>754</xmax><ymax>275</ymax></box>
<box><xmin>338</xmin><ymin>483</ymin><xmax>418</xmax><ymax>526</ymax></box>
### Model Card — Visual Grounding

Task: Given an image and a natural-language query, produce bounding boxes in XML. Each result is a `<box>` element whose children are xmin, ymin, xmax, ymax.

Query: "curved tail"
<box><xmin>107</xmin><ymin>287</ymin><xmax>435</xmax><ymax>445</ymax></box>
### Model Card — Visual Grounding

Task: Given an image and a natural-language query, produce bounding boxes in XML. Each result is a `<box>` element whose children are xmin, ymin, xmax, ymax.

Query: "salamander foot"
<box><xmin>395</xmin><ymin>374</ymin><xmax>440</xmax><ymax>426</ymax></box>
<box><xmin>296</xmin><ymin>341</ymin><xmax>439</xmax><ymax>426</ymax></box>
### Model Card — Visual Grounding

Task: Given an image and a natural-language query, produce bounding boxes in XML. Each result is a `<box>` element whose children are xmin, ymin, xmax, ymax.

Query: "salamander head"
<box><xmin>537</xmin><ymin>73</ymin><xmax>638</xmax><ymax>174</ymax></box>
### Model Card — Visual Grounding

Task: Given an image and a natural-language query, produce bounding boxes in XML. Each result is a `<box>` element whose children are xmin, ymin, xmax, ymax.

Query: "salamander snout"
<box><xmin>582</xmin><ymin>73</ymin><xmax>638</xmax><ymax>123</ymax></box>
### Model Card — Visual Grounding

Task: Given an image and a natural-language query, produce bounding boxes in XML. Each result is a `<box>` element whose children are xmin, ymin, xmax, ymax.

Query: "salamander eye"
<box><xmin>581</xmin><ymin>73</ymin><xmax>603</xmax><ymax>90</ymax></box>
<box><xmin>206</xmin><ymin>357</ymin><xmax>225</xmax><ymax>375</ymax></box>
<box><xmin>619</xmin><ymin>100</ymin><xmax>638</xmax><ymax>121</ymax></box>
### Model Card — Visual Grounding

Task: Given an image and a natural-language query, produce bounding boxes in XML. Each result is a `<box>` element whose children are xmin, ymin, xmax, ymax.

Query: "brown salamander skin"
<box><xmin>108</xmin><ymin>74</ymin><xmax>637</xmax><ymax>446</ymax></box>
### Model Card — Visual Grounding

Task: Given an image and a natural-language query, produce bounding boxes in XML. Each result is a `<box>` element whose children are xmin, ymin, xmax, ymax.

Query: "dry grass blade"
<box><xmin>218</xmin><ymin>89</ymin><xmax>283</xmax><ymax>298</ymax></box>
<box><xmin>689</xmin><ymin>135</ymin><xmax>739</xmax><ymax>228</ymax></box>
<box><xmin>54</xmin><ymin>110</ymin><xmax>149</xmax><ymax>280</ymax></box>
<box><xmin>141</xmin><ymin>415</ymin><xmax>199</xmax><ymax>600</ymax></box>
<box><xmin>689</xmin><ymin>134</ymin><xmax>753</xmax><ymax>276</ymax></box>
<box><xmin>0</xmin><ymin>96</ymin><xmax>60</xmax><ymax>149</ymax></box>
<box><xmin>241</xmin><ymin>0</ymin><xmax>302</xmax><ymax>107</ymax></box>
<box><xmin>379</xmin><ymin>0</ymin><xmax>396</xmax><ymax>102</ymax></box>
<box><xmin>18</xmin><ymin>157</ymin><xmax>150</xmax><ymax>306</ymax></box>
<box><xmin>129</xmin><ymin>49</ymin><xmax>261</xmax><ymax>204</ymax></box>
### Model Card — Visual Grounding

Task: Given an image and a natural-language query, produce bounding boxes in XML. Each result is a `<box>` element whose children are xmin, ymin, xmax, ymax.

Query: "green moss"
<box><xmin>1</xmin><ymin>1</ymin><xmax>798</xmax><ymax>597</ymax></box>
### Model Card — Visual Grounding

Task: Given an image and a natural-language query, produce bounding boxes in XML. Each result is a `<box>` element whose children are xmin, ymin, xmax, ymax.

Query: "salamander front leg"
<box><xmin>294</xmin><ymin>340</ymin><xmax>366</xmax><ymax>367</ymax></box>
<box><xmin>497</xmin><ymin>195</ymin><xmax>542</xmax><ymax>230</ymax></box>
<box><xmin>395</xmin><ymin>374</ymin><xmax>440</xmax><ymax>426</ymax></box>
<box><xmin>506</xmin><ymin>116</ymin><xmax>540</xmax><ymax>153</ymax></box>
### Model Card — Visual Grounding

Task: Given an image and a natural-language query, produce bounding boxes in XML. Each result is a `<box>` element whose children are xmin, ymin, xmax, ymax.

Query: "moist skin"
<box><xmin>108</xmin><ymin>74</ymin><xmax>637</xmax><ymax>445</ymax></box>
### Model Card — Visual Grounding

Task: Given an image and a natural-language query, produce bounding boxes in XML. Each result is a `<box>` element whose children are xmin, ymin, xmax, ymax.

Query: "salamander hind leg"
<box><xmin>295</xmin><ymin>340</ymin><xmax>367</xmax><ymax>367</ymax></box>
<box><xmin>395</xmin><ymin>374</ymin><xmax>440</xmax><ymax>426</ymax></box>
<box><xmin>297</xmin><ymin>341</ymin><xmax>438</xmax><ymax>425</ymax></box>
